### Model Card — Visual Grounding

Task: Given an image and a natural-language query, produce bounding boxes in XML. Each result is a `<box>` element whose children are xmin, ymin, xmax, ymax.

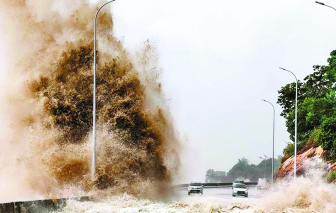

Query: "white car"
<box><xmin>188</xmin><ymin>182</ymin><xmax>203</xmax><ymax>195</ymax></box>
<box><xmin>232</xmin><ymin>183</ymin><xmax>248</xmax><ymax>197</ymax></box>
<box><xmin>257</xmin><ymin>178</ymin><xmax>270</xmax><ymax>190</ymax></box>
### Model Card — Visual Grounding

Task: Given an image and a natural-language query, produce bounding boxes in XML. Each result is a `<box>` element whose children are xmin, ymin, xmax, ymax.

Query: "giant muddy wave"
<box><xmin>0</xmin><ymin>0</ymin><xmax>180</xmax><ymax>201</ymax></box>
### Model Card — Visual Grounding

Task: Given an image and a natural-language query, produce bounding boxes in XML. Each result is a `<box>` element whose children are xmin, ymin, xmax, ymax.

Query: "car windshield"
<box><xmin>234</xmin><ymin>184</ymin><xmax>246</xmax><ymax>188</ymax></box>
<box><xmin>190</xmin><ymin>183</ymin><xmax>202</xmax><ymax>186</ymax></box>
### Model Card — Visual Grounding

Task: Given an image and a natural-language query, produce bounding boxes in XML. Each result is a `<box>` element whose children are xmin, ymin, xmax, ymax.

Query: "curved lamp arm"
<box><xmin>316</xmin><ymin>1</ymin><xmax>336</xmax><ymax>11</ymax></box>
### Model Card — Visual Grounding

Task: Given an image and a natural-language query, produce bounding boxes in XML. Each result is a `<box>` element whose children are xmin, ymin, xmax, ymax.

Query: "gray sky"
<box><xmin>108</xmin><ymin>0</ymin><xmax>336</xmax><ymax>183</ymax></box>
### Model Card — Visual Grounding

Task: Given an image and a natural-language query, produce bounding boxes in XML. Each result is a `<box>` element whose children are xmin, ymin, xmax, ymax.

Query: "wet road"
<box><xmin>172</xmin><ymin>186</ymin><xmax>261</xmax><ymax>206</ymax></box>
<box><xmin>54</xmin><ymin>187</ymin><xmax>263</xmax><ymax>213</ymax></box>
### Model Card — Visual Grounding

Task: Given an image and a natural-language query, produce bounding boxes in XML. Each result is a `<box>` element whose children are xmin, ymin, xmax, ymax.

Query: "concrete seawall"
<box><xmin>0</xmin><ymin>197</ymin><xmax>89</xmax><ymax>213</ymax></box>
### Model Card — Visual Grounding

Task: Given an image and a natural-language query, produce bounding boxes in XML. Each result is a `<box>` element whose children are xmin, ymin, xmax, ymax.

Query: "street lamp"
<box><xmin>261</xmin><ymin>99</ymin><xmax>275</xmax><ymax>187</ymax></box>
<box><xmin>279</xmin><ymin>67</ymin><xmax>298</xmax><ymax>180</ymax></box>
<box><xmin>92</xmin><ymin>0</ymin><xmax>115</xmax><ymax>179</ymax></box>
<box><xmin>315</xmin><ymin>1</ymin><xmax>336</xmax><ymax>11</ymax></box>
<box><xmin>260</xmin><ymin>155</ymin><xmax>267</xmax><ymax>179</ymax></box>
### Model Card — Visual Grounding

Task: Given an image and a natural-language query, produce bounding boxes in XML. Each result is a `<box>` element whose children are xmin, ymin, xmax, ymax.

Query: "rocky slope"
<box><xmin>275</xmin><ymin>146</ymin><xmax>328</xmax><ymax>179</ymax></box>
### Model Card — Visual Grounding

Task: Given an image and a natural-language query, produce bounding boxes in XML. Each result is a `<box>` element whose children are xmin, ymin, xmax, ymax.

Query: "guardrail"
<box><xmin>174</xmin><ymin>182</ymin><xmax>257</xmax><ymax>188</ymax></box>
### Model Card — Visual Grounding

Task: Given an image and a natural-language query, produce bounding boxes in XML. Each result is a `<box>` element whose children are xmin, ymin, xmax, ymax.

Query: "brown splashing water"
<box><xmin>0</xmin><ymin>0</ymin><xmax>180</xmax><ymax>201</ymax></box>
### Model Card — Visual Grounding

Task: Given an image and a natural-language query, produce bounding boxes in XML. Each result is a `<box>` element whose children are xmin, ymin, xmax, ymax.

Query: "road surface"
<box><xmin>171</xmin><ymin>186</ymin><xmax>262</xmax><ymax>206</ymax></box>
<box><xmin>47</xmin><ymin>186</ymin><xmax>265</xmax><ymax>212</ymax></box>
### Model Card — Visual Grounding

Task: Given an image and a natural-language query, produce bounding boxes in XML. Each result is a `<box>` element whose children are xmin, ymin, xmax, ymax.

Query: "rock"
<box><xmin>275</xmin><ymin>146</ymin><xmax>327</xmax><ymax>179</ymax></box>
<box><xmin>327</xmin><ymin>161</ymin><xmax>336</xmax><ymax>172</ymax></box>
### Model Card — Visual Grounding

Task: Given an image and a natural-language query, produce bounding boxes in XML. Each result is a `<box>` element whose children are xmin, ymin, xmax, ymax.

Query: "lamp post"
<box><xmin>315</xmin><ymin>1</ymin><xmax>336</xmax><ymax>11</ymax></box>
<box><xmin>261</xmin><ymin>99</ymin><xmax>275</xmax><ymax>187</ymax></box>
<box><xmin>260</xmin><ymin>155</ymin><xmax>267</xmax><ymax>179</ymax></box>
<box><xmin>92</xmin><ymin>0</ymin><xmax>115</xmax><ymax>179</ymax></box>
<box><xmin>279</xmin><ymin>67</ymin><xmax>298</xmax><ymax>180</ymax></box>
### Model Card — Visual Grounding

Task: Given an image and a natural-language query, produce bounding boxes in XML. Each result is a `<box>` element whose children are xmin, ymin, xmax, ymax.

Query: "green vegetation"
<box><xmin>327</xmin><ymin>170</ymin><xmax>336</xmax><ymax>183</ymax></box>
<box><xmin>205</xmin><ymin>169</ymin><xmax>226</xmax><ymax>182</ymax></box>
<box><xmin>205</xmin><ymin>157</ymin><xmax>281</xmax><ymax>182</ymax></box>
<box><xmin>278</xmin><ymin>50</ymin><xmax>336</xmax><ymax>161</ymax></box>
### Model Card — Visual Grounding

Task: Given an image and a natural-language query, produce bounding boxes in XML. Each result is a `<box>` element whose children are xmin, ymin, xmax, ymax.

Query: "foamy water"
<box><xmin>257</xmin><ymin>157</ymin><xmax>336</xmax><ymax>213</ymax></box>
<box><xmin>57</xmin><ymin>194</ymin><xmax>255</xmax><ymax>213</ymax></box>
<box><xmin>52</xmin><ymin>158</ymin><xmax>336</xmax><ymax>213</ymax></box>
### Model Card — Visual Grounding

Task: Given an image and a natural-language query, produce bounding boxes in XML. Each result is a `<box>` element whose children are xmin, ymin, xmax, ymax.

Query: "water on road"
<box><xmin>60</xmin><ymin>187</ymin><xmax>261</xmax><ymax>213</ymax></box>
<box><xmin>173</xmin><ymin>186</ymin><xmax>260</xmax><ymax>205</ymax></box>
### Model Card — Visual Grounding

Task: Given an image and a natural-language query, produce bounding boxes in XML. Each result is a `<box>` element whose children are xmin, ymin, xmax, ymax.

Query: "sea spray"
<box><xmin>258</xmin><ymin>157</ymin><xmax>336</xmax><ymax>212</ymax></box>
<box><xmin>58</xmin><ymin>194</ymin><xmax>255</xmax><ymax>213</ymax></box>
<box><xmin>0</xmin><ymin>0</ymin><xmax>180</xmax><ymax>201</ymax></box>
<box><xmin>57</xmin><ymin>158</ymin><xmax>336</xmax><ymax>212</ymax></box>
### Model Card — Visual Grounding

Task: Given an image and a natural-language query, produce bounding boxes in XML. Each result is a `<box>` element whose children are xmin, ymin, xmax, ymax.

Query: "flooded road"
<box><xmin>175</xmin><ymin>186</ymin><xmax>258</xmax><ymax>198</ymax></box>
<box><xmin>172</xmin><ymin>186</ymin><xmax>260</xmax><ymax>206</ymax></box>
<box><xmin>58</xmin><ymin>187</ymin><xmax>260</xmax><ymax>213</ymax></box>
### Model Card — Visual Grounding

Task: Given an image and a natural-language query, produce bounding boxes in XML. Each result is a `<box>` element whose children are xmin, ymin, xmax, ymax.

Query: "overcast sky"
<box><xmin>107</xmin><ymin>0</ymin><xmax>336</xmax><ymax>183</ymax></box>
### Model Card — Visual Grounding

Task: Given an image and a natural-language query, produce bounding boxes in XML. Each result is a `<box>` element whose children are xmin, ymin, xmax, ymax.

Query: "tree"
<box><xmin>225</xmin><ymin>157</ymin><xmax>281</xmax><ymax>182</ymax></box>
<box><xmin>277</xmin><ymin>50</ymin><xmax>336</xmax><ymax>161</ymax></box>
<box><xmin>205</xmin><ymin>169</ymin><xmax>216</xmax><ymax>183</ymax></box>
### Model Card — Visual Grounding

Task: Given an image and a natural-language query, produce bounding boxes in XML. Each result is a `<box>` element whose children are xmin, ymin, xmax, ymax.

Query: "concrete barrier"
<box><xmin>174</xmin><ymin>182</ymin><xmax>258</xmax><ymax>188</ymax></box>
<box><xmin>0</xmin><ymin>196</ymin><xmax>89</xmax><ymax>213</ymax></box>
